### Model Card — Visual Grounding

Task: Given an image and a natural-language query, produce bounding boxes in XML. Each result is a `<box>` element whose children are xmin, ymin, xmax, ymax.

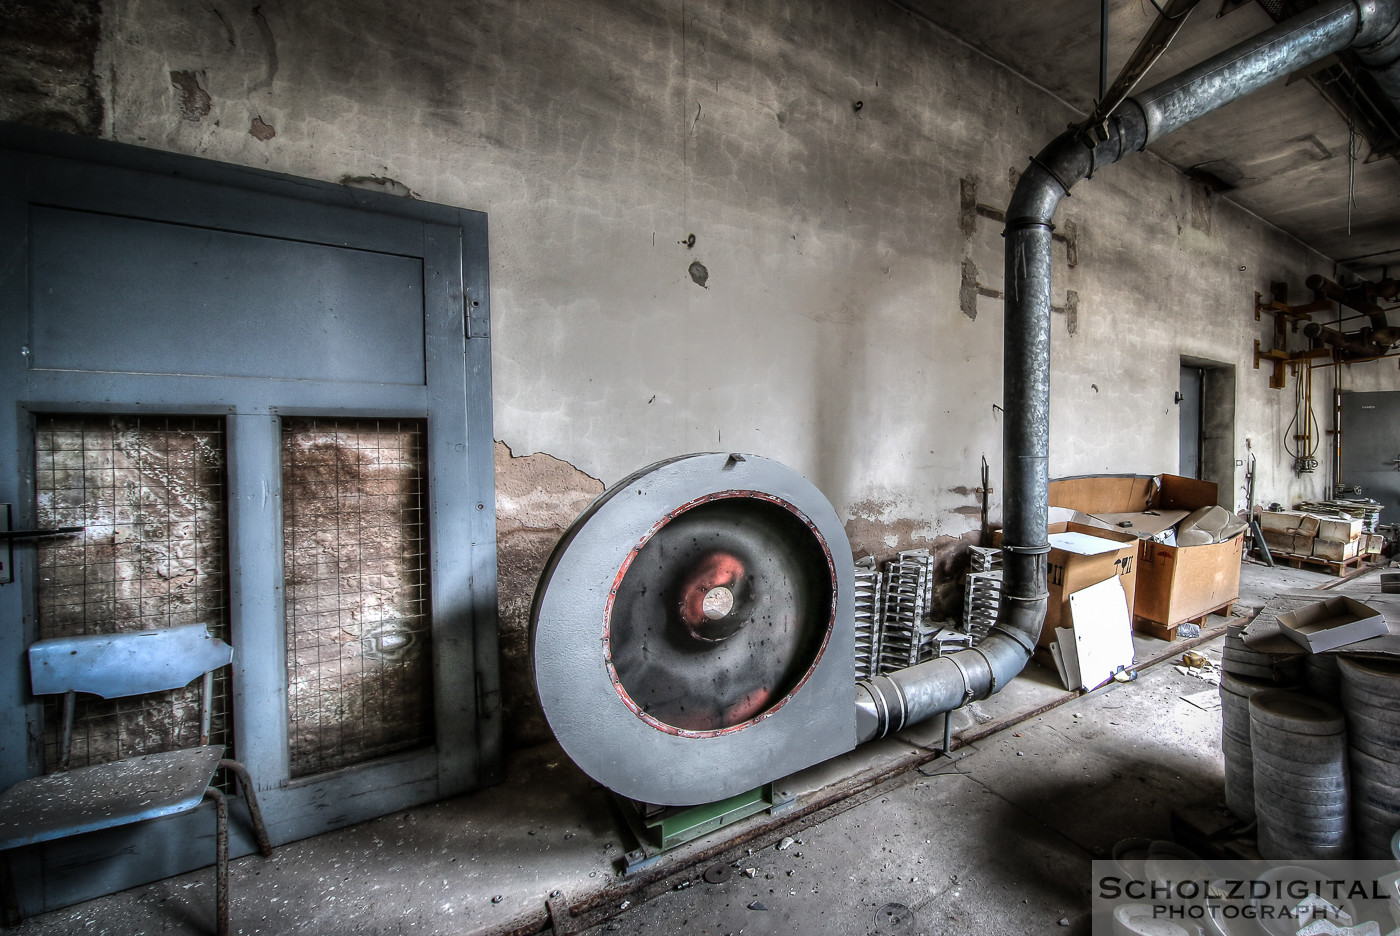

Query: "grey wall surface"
<box><xmin>6</xmin><ymin>0</ymin><xmax>1396</xmax><ymax>748</ymax></box>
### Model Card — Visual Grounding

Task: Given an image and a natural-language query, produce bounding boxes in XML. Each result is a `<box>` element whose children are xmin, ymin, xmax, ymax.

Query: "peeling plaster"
<box><xmin>169</xmin><ymin>69</ymin><xmax>212</xmax><ymax>120</ymax></box>
<box><xmin>494</xmin><ymin>440</ymin><xmax>604</xmax><ymax>749</ymax></box>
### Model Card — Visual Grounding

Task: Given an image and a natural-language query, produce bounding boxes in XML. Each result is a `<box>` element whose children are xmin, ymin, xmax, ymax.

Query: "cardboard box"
<box><xmin>1049</xmin><ymin>474</ymin><xmax>1242</xmax><ymax>630</ymax></box>
<box><xmin>996</xmin><ymin>521</ymin><xmax>1138</xmax><ymax>647</ymax></box>
<box><xmin>1041</xmin><ymin>523</ymin><xmax>1138</xmax><ymax>647</ymax></box>
<box><xmin>1277</xmin><ymin>596</ymin><xmax>1386</xmax><ymax>652</ymax></box>
<box><xmin>1315</xmin><ymin>515</ymin><xmax>1363</xmax><ymax>542</ymax></box>
<box><xmin>1262</xmin><ymin>528</ymin><xmax>1314</xmax><ymax>557</ymax></box>
<box><xmin>1259</xmin><ymin>510</ymin><xmax>1321</xmax><ymax>536</ymax></box>
<box><xmin>1364</xmin><ymin>533</ymin><xmax>1385</xmax><ymax>556</ymax></box>
<box><xmin>1311</xmin><ymin>537</ymin><xmax>1359</xmax><ymax>562</ymax></box>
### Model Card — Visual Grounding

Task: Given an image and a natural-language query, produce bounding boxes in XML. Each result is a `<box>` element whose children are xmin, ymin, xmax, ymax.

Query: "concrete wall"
<box><xmin>5</xmin><ymin>0</ymin><xmax>1395</xmax><ymax>747</ymax></box>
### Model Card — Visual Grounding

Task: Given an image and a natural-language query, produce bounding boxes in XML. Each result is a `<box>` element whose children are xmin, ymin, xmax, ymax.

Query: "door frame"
<box><xmin>0</xmin><ymin>124</ymin><xmax>501</xmax><ymax>914</ymax></box>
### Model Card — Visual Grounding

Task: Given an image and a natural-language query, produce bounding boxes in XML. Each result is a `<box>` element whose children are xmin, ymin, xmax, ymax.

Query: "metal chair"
<box><xmin>0</xmin><ymin>623</ymin><xmax>271</xmax><ymax>935</ymax></box>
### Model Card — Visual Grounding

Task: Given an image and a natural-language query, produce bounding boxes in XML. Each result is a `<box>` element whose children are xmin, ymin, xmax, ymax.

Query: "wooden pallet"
<box><xmin>1271</xmin><ymin>551</ymin><xmax>1365</xmax><ymax>576</ymax></box>
<box><xmin>1134</xmin><ymin>600</ymin><xmax>1236</xmax><ymax>642</ymax></box>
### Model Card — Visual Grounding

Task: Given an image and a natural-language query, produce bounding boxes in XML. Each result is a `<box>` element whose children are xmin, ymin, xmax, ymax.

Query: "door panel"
<box><xmin>29</xmin><ymin>207</ymin><xmax>428</xmax><ymax>385</ymax></box>
<box><xmin>281</xmin><ymin>417</ymin><xmax>434</xmax><ymax>778</ymax></box>
<box><xmin>0</xmin><ymin>126</ymin><xmax>500</xmax><ymax>915</ymax></box>
<box><xmin>33</xmin><ymin>414</ymin><xmax>232</xmax><ymax>773</ymax></box>
<box><xmin>1179</xmin><ymin>364</ymin><xmax>1203</xmax><ymax>480</ymax></box>
<box><xmin>1341</xmin><ymin>390</ymin><xmax>1400</xmax><ymax>518</ymax></box>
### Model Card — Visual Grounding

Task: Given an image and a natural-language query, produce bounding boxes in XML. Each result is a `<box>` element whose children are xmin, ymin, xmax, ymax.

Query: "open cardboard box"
<box><xmin>1048</xmin><ymin>474</ymin><xmax>1242</xmax><ymax>631</ymax></box>
<box><xmin>997</xmin><ymin>521</ymin><xmax>1138</xmax><ymax>647</ymax></box>
<box><xmin>1277</xmin><ymin>596</ymin><xmax>1386</xmax><ymax>652</ymax></box>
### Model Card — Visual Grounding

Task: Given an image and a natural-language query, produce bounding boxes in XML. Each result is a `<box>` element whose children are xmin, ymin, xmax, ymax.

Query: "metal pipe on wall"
<box><xmin>856</xmin><ymin>0</ymin><xmax>1400</xmax><ymax>744</ymax></box>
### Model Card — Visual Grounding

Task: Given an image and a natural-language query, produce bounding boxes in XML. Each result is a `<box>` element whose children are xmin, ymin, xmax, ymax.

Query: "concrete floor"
<box><xmin>10</xmin><ymin>560</ymin><xmax>1356</xmax><ymax>936</ymax></box>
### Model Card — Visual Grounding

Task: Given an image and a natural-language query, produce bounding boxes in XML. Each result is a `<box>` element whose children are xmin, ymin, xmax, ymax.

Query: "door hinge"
<box><xmin>465</xmin><ymin>288</ymin><xmax>489</xmax><ymax>339</ymax></box>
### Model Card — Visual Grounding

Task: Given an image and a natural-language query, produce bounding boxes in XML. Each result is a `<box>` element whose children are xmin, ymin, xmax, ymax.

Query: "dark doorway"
<box><xmin>1179</xmin><ymin>364</ymin><xmax>1204</xmax><ymax>479</ymax></box>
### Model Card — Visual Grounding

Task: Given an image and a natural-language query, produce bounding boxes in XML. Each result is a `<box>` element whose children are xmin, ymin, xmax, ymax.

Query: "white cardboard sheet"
<box><xmin>1067</xmin><ymin>576</ymin><xmax>1135</xmax><ymax>691</ymax></box>
<box><xmin>1047</xmin><ymin>530</ymin><xmax>1130</xmax><ymax>557</ymax></box>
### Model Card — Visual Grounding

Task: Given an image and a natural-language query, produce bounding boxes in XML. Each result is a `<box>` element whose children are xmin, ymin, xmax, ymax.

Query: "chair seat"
<box><xmin>0</xmin><ymin>745</ymin><xmax>225</xmax><ymax>850</ymax></box>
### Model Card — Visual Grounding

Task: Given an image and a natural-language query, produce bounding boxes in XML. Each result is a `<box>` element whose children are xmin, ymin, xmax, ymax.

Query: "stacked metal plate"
<box><xmin>1218</xmin><ymin>671</ymin><xmax>1281</xmax><ymax>822</ymax></box>
<box><xmin>1338</xmin><ymin>655</ymin><xmax>1400</xmax><ymax>859</ymax></box>
<box><xmin>968</xmin><ymin>546</ymin><xmax>1002</xmax><ymax>573</ymax></box>
<box><xmin>1249</xmin><ymin>690</ymin><xmax>1351</xmax><ymax>860</ymax></box>
<box><xmin>963</xmin><ymin>570</ymin><xmax>1002</xmax><ymax>646</ymax></box>
<box><xmin>879</xmin><ymin>550</ymin><xmax>935</xmax><ymax>673</ymax></box>
<box><xmin>852</xmin><ymin>558</ymin><xmax>883</xmax><ymax>681</ymax></box>
<box><xmin>1221</xmin><ymin>625</ymin><xmax>1304</xmax><ymax>684</ymax></box>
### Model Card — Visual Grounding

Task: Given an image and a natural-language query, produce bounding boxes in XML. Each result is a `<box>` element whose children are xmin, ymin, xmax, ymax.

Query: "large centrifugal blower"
<box><xmin>531</xmin><ymin>453</ymin><xmax>857</xmax><ymax>806</ymax></box>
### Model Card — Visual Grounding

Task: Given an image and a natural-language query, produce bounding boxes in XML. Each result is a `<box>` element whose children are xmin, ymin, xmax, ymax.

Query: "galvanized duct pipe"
<box><xmin>856</xmin><ymin>0</ymin><xmax>1400</xmax><ymax>744</ymax></box>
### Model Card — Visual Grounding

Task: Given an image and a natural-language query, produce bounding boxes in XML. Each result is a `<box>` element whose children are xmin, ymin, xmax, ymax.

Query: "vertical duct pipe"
<box><xmin>857</xmin><ymin>0</ymin><xmax>1400</xmax><ymax>744</ymax></box>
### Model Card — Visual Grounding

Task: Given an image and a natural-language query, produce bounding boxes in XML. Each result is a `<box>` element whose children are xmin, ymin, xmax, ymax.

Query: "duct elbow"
<box><xmin>1005</xmin><ymin>115</ymin><xmax>1146</xmax><ymax>231</ymax></box>
<box><xmin>1354</xmin><ymin>0</ymin><xmax>1400</xmax><ymax>49</ymax></box>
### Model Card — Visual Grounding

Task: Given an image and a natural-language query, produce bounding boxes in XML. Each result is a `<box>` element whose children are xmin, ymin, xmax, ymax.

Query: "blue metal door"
<box><xmin>0</xmin><ymin>126</ymin><xmax>500</xmax><ymax>914</ymax></box>
<box><xmin>1341</xmin><ymin>390</ymin><xmax>1400</xmax><ymax>519</ymax></box>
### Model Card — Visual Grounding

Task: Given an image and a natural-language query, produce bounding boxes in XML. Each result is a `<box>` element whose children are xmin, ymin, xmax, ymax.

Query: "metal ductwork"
<box><xmin>532</xmin><ymin>0</ymin><xmax>1400</xmax><ymax>807</ymax></box>
<box><xmin>855</xmin><ymin>0</ymin><xmax>1400</xmax><ymax>744</ymax></box>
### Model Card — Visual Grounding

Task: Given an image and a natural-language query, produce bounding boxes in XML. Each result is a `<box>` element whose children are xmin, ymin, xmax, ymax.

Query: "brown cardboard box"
<box><xmin>1041</xmin><ymin>522</ymin><xmax>1138</xmax><ymax>647</ymax></box>
<box><xmin>994</xmin><ymin>521</ymin><xmax>1138</xmax><ymax>647</ymax></box>
<box><xmin>1048</xmin><ymin>474</ymin><xmax>1242</xmax><ymax>631</ymax></box>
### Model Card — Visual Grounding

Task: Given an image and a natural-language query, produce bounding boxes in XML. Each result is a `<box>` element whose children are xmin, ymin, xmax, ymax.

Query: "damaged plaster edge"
<box><xmin>495</xmin><ymin>438</ymin><xmax>604</xmax><ymax>485</ymax></box>
<box><xmin>494</xmin><ymin>439</ymin><xmax>605</xmax><ymax>535</ymax></box>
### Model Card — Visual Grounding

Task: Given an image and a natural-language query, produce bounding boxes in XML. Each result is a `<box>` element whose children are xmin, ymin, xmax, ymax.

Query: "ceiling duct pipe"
<box><xmin>856</xmin><ymin>0</ymin><xmax>1400</xmax><ymax>745</ymax></box>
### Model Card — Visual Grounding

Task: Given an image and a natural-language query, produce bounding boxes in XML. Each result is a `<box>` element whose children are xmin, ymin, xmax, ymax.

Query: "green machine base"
<box><xmin>617</xmin><ymin>783</ymin><xmax>797</xmax><ymax>874</ymax></box>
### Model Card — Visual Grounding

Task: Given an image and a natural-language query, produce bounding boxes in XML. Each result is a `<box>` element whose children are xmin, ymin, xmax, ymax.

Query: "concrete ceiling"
<box><xmin>902</xmin><ymin>0</ymin><xmax>1400</xmax><ymax>282</ymax></box>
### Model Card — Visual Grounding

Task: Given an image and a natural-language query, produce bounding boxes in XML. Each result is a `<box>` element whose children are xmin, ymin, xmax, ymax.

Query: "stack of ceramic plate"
<box><xmin>1249</xmin><ymin>689</ymin><xmax>1351</xmax><ymax>859</ymax></box>
<box><xmin>1337</xmin><ymin>655</ymin><xmax>1400</xmax><ymax>859</ymax></box>
<box><xmin>852</xmin><ymin>558</ymin><xmax>883</xmax><ymax>681</ymax></box>
<box><xmin>1219</xmin><ymin>671</ymin><xmax>1292</xmax><ymax>821</ymax></box>
<box><xmin>1303</xmin><ymin>653</ymin><xmax>1343</xmax><ymax>703</ymax></box>
<box><xmin>1221</xmin><ymin>625</ymin><xmax>1304</xmax><ymax>684</ymax></box>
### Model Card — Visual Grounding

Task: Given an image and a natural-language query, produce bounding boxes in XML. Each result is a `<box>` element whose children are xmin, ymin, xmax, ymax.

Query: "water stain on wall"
<box><xmin>495</xmin><ymin>440</ymin><xmax>604</xmax><ymax>748</ymax></box>
<box><xmin>844</xmin><ymin>499</ymin><xmax>989</xmax><ymax>621</ymax></box>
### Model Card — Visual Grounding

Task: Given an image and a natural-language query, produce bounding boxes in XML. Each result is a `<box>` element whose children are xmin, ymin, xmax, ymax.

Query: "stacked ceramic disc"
<box><xmin>1249</xmin><ymin>689</ymin><xmax>1351</xmax><ymax>859</ymax></box>
<box><xmin>1338</xmin><ymin>655</ymin><xmax>1400</xmax><ymax>859</ymax></box>
<box><xmin>1303</xmin><ymin>653</ymin><xmax>1343</xmax><ymax>703</ymax></box>
<box><xmin>1219</xmin><ymin>672</ymin><xmax>1279</xmax><ymax>821</ymax></box>
<box><xmin>1218</xmin><ymin>626</ymin><xmax>1300</xmax><ymax>823</ymax></box>
<box><xmin>1222</xmin><ymin>625</ymin><xmax>1304</xmax><ymax>684</ymax></box>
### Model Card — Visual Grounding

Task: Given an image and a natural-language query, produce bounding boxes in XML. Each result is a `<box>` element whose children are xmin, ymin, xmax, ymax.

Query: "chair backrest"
<box><xmin>29</xmin><ymin>623</ymin><xmax>233</xmax><ymax>700</ymax></box>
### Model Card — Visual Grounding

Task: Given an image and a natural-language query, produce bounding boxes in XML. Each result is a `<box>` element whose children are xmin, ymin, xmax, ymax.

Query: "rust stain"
<box><xmin>170</xmin><ymin>70</ymin><xmax>212</xmax><ymax>121</ymax></box>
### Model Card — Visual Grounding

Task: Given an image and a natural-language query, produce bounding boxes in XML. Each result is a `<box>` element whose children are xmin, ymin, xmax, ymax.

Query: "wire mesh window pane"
<box><xmin>282</xmin><ymin>418</ymin><xmax>433</xmax><ymax>778</ymax></box>
<box><xmin>34</xmin><ymin>415</ymin><xmax>231</xmax><ymax>772</ymax></box>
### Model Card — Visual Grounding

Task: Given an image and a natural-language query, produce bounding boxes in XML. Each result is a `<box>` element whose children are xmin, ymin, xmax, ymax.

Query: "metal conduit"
<box><xmin>856</xmin><ymin>0</ymin><xmax>1400</xmax><ymax>744</ymax></box>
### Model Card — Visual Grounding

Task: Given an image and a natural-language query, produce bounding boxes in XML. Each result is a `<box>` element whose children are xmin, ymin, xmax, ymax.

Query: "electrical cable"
<box><xmin>1283</xmin><ymin>360</ymin><xmax>1321</xmax><ymax>472</ymax></box>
